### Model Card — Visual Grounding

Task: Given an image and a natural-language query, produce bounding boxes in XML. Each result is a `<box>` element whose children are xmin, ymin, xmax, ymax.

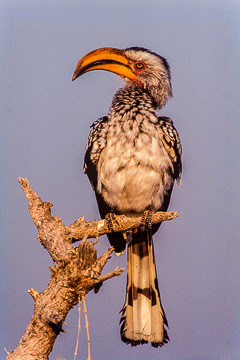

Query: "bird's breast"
<box><xmin>96</xmin><ymin>118</ymin><xmax>174</xmax><ymax>215</ymax></box>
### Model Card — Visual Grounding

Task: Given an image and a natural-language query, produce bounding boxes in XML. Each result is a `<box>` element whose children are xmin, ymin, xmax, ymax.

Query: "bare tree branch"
<box><xmin>18</xmin><ymin>177</ymin><xmax>74</xmax><ymax>262</ymax></box>
<box><xmin>6</xmin><ymin>178</ymin><xmax>178</xmax><ymax>359</ymax></box>
<box><xmin>68</xmin><ymin>209</ymin><xmax>178</xmax><ymax>243</ymax></box>
<box><xmin>18</xmin><ymin>177</ymin><xmax>179</xmax><ymax>251</ymax></box>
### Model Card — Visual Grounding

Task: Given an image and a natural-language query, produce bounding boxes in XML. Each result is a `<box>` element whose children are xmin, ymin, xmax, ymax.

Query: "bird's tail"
<box><xmin>120</xmin><ymin>229</ymin><xmax>169</xmax><ymax>347</ymax></box>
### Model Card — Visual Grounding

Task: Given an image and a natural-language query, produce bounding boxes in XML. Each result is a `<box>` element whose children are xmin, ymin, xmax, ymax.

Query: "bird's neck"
<box><xmin>108</xmin><ymin>84</ymin><xmax>158</xmax><ymax>121</ymax></box>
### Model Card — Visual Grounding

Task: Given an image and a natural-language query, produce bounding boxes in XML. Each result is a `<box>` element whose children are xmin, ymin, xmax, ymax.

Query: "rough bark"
<box><xmin>6</xmin><ymin>178</ymin><xmax>178</xmax><ymax>360</ymax></box>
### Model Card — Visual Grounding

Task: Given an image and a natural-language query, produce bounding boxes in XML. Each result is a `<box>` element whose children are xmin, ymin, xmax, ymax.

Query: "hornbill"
<box><xmin>72</xmin><ymin>47</ymin><xmax>182</xmax><ymax>347</ymax></box>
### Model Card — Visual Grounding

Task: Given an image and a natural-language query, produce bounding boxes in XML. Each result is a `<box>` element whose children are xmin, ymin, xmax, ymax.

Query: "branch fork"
<box><xmin>6</xmin><ymin>178</ymin><xmax>178</xmax><ymax>360</ymax></box>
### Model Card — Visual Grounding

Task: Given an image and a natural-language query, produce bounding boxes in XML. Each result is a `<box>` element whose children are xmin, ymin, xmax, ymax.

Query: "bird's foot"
<box><xmin>139</xmin><ymin>209</ymin><xmax>153</xmax><ymax>231</ymax></box>
<box><xmin>105</xmin><ymin>210</ymin><xmax>119</xmax><ymax>232</ymax></box>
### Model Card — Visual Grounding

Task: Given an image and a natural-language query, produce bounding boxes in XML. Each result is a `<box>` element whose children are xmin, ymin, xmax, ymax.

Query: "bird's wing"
<box><xmin>84</xmin><ymin>116</ymin><xmax>108</xmax><ymax>189</ymax></box>
<box><xmin>158</xmin><ymin>116</ymin><xmax>182</xmax><ymax>184</ymax></box>
<box><xmin>84</xmin><ymin>116</ymin><xmax>127</xmax><ymax>253</ymax></box>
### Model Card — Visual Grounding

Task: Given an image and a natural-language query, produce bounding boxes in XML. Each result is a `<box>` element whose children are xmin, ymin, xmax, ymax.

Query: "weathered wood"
<box><xmin>6</xmin><ymin>178</ymin><xmax>178</xmax><ymax>359</ymax></box>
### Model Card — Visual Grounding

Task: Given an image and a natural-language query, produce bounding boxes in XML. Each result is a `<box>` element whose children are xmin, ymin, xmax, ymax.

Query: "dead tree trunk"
<box><xmin>6</xmin><ymin>178</ymin><xmax>178</xmax><ymax>360</ymax></box>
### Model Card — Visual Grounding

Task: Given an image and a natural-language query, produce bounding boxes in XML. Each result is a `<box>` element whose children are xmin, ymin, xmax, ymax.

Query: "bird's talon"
<box><xmin>105</xmin><ymin>211</ymin><xmax>118</xmax><ymax>232</ymax></box>
<box><xmin>140</xmin><ymin>210</ymin><xmax>153</xmax><ymax>230</ymax></box>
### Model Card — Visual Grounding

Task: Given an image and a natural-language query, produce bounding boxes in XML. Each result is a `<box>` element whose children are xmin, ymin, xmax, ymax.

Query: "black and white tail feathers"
<box><xmin>120</xmin><ymin>229</ymin><xmax>169</xmax><ymax>347</ymax></box>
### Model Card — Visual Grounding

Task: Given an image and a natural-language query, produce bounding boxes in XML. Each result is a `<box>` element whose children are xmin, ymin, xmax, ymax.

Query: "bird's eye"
<box><xmin>135</xmin><ymin>62</ymin><xmax>144</xmax><ymax>69</ymax></box>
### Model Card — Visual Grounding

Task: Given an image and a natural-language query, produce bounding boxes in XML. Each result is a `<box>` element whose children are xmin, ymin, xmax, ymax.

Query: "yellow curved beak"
<box><xmin>72</xmin><ymin>47</ymin><xmax>138</xmax><ymax>83</ymax></box>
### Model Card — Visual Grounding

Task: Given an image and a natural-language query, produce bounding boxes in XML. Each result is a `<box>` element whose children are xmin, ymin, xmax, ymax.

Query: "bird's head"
<box><xmin>72</xmin><ymin>47</ymin><xmax>172</xmax><ymax>109</ymax></box>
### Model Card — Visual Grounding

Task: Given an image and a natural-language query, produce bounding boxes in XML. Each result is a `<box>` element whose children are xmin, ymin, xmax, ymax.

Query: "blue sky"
<box><xmin>1</xmin><ymin>1</ymin><xmax>240</xmax><ymax>359</ymax></box>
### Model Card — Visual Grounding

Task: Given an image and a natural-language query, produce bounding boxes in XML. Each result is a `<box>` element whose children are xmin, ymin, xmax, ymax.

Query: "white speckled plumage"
<box><xmin>96</xmin><ymin>87</ymin><xmax>174</xmax><ymax>215</ymax></box>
